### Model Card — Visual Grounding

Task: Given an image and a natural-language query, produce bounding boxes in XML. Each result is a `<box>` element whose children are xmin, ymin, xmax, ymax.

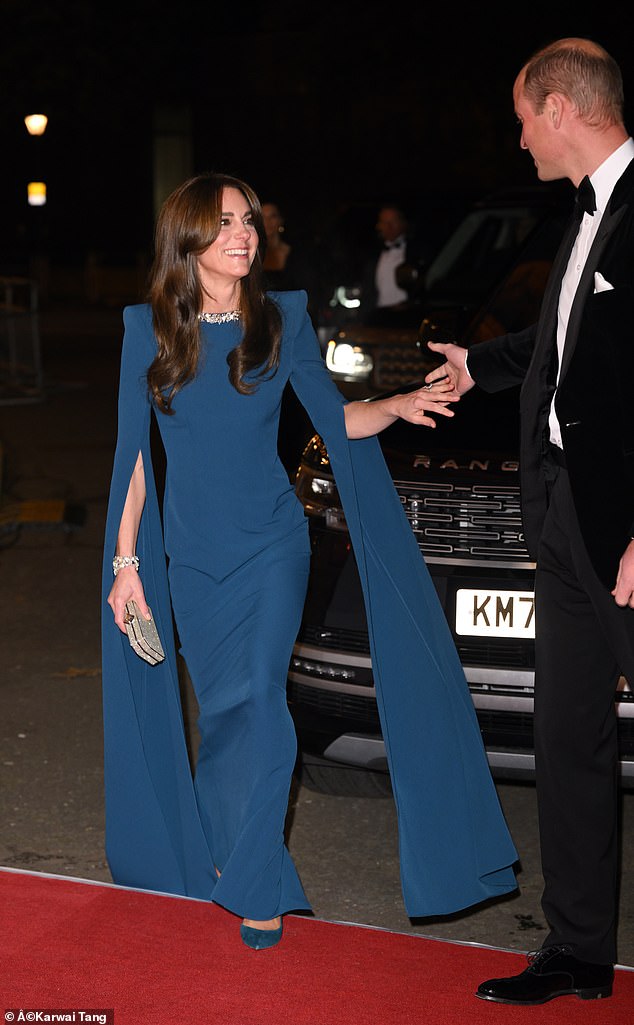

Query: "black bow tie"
<box><xmin>576</xmin><ymin>175</ymin><xmax>596</xmax><ymax>217</ymax></box>
<box><xmin>382</xmin><ymin>240</ymin><xmax>404</xmax><ymax>251</ymax></box>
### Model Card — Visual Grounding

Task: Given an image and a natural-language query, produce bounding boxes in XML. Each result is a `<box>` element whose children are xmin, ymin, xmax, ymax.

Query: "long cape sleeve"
<box><xmin>286</xmin><ymin>292</ymin><xmax>518</xmax><ymax>915</ymax></box>
<box><xmin>101</xmin><ymin>305</ymin><xmax>217</xmax><ymax>899</ymax></box>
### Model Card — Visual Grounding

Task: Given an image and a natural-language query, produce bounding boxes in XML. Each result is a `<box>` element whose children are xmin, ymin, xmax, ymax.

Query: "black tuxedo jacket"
<box><xmin>468</xmin><ymin>160</ymin><xmax>634</xmax><ymax>589</ymax></box>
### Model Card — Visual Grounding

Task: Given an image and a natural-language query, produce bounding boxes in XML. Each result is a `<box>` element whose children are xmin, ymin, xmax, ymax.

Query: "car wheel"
<box><xmin>297</xmin><ymin>754</ymin><xmax>393</xmax><ymax>798</ymax></box>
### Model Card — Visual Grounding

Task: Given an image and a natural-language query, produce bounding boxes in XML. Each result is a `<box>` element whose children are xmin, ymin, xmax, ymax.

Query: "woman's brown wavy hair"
<box><xmin>146</xmin><ymin>173</ymin><xmax>282</xmax><ymax>414</ymax></box>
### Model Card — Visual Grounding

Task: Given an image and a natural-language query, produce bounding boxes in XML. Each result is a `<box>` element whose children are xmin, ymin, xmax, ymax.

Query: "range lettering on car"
<box><xmin>412</xmin><ymin>456</ymin><xmax>520</xmax><ymax>472</ymax></box>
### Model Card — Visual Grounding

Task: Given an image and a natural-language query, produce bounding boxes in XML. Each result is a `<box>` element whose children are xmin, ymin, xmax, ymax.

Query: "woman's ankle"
<box><xmin>242</xmin><ymin>916</ymin><xmax>282</xmax><ymax>931</ymax></box>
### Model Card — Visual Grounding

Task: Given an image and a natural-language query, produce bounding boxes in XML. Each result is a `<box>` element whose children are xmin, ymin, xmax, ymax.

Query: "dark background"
<box><xmin>1</xmin><ymin>0</ymin><xmax>633</xmax><ymax>288</ymax></box>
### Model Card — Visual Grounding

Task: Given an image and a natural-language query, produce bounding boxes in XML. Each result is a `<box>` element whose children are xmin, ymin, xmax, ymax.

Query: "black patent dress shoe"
<box><xmin>476</xmin><ymin>945</ymin><xmax>614</xmax><ymax>1005</ymax></box>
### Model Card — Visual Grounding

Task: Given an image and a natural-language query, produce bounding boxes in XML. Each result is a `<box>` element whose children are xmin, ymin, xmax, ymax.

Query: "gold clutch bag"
<box><xmin>123</xmin><ymin>600</ymin><xmax>165</xmax><ymax>665</ymax></box>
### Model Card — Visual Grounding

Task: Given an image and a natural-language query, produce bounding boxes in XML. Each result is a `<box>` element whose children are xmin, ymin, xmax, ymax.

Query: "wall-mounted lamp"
<box><xmin>24</xmin><ymin>114</ymin><xmax>48</xmax><ymax>136</ymax></box>
<box><xmin>27</xmin><ymin>182</ymin><xmax>47</xmax><ymax>206</ymax></box>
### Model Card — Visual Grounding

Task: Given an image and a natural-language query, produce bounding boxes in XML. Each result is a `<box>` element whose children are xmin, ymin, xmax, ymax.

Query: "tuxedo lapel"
<box><xmin>537</xmin><ymin>211</ymin><xmax>581</xmax><ymax>342</ymax></box>
<box><xmin>559</xmin><ymin>204</ymin><xmax>627</xmax><ymax>379</ymax></box>
<box><xmin>522</xmin><ymin>210</ymin><xmax>581</xmax><ymax>390</ymax></box>
<box><xmin>558</xmin><ymin>159</ymin><xmax>634</xmax><ymax>377</ymax></box>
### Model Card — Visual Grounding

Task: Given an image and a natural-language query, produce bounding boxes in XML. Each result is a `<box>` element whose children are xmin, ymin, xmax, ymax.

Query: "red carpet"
<box><xmin>1</xmin><ymin>868</ymin><xmax>632</xmax><ymax>1024</ymax></box>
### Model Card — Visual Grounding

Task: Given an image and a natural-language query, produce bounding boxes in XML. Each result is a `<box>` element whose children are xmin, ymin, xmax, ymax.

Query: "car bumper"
<box><xmin>288</xmin><ymin>642</ymin><xmax>634</xmax><ymax>787</ymax></box>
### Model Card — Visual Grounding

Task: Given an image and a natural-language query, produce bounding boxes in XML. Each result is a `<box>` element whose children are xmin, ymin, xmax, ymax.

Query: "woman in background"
<box><xmin>261</xmin><ymin>201</ymin><xmax>293</xmax><ymax>288</ymax></box>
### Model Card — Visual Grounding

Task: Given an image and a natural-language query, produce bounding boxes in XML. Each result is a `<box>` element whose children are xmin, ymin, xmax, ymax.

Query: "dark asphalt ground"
<box><xmin>1</xmin><ymin>303</ymin><xmax>632</xmax><ymax>967</ymax></box>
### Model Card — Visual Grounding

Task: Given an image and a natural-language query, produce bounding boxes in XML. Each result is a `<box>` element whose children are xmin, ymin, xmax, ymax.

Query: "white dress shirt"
<box><xmin>375</xmin><ymin>235</ymin><xmax>408</xmax><ymax>307</ymax></box>
<box><xmin>549</xmin><ymin>137</ymin><xmax>634</xmax><ymax>446</ymax></box>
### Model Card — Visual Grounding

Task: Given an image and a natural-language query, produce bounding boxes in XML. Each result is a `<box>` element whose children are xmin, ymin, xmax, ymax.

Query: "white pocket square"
<box><xmin>594</xmin><ymin>271</ymin><xmax>614</xmax><ymax>293</ymax></box>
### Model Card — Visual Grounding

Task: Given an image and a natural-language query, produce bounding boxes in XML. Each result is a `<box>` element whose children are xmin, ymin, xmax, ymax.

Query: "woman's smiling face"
<box><xmin>196</xmin><ymin>187</ymin><xmax>259</xmax><ymax>291</ymax></box>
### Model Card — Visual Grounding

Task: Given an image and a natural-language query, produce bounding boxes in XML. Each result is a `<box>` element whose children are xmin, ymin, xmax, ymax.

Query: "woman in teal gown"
<box><xmin>102</xmin><ymin>173</ymin><xmax>518</xmax><ymax>950</ymax></box>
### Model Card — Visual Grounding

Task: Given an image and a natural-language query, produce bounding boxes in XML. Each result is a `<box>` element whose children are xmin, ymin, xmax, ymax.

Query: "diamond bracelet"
<box><xmin>113</xmin><ymin>554</ymin><xmax>140</xmax><ymax>575</ymax></box>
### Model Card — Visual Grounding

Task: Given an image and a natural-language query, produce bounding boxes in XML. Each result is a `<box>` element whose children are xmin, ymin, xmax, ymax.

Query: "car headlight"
<box><xmin>294</xmin><ymin>442</ymin><xmax>347</xmax><ymax>530</ymax></box>
<box><xmin>295</xmin><ymin>465</ymin><xmax>340</xmax><ymax>513</ymax></box>
<box><xmin>326</xmin><ymin>339</ymin><xmax>374</xmax><ymax>379</ymax></box>
<box><xmin>310</xmin><ymin>476</ymin><xmax>336</xmax><ymax>498</ymax></box>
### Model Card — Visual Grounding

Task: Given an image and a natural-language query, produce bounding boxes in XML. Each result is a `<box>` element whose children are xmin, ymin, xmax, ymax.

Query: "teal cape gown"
<box><xmin>101</xmin><ymin>290</ymin><xmax>518</xmax><ymax>917</ymax></box>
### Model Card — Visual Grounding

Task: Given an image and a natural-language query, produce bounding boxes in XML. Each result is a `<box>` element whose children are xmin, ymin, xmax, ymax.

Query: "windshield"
<box><xmin>424</xmin><ymin>205</ymin><xmax>552</xmax><ymax>304</ymax></box>
<box><xmin>383</xmin><ymin>200</ymin><xmax>573</xmax><ymax>455</ymax></box>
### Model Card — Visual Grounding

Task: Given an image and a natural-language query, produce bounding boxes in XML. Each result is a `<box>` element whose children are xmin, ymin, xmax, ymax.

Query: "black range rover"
<box><xmin>288</xmin><ymin>184</ymin><xmax>634</xmax><ymax>795</ymax></box>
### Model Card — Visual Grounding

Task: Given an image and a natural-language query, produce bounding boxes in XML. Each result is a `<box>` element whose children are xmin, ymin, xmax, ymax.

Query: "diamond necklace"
<box><xmin>198</xmin><ymin>310</ymin><xmax>241</xmax><ymax>324</ymax></box>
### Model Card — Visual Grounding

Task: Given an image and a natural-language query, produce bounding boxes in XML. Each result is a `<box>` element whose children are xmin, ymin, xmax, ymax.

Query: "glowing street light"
<box><xmin>27</xmin><ymin>182</ymin><xmax>47</xmax><ymax>206</ymax></box>
<box><xmin>24</xmin><ymin>114</ymin><xmax>48</xmax><ymax>206</ymax></box>
<box><xmin>24</xmin><ymin>114</ymin><xmax>48</xmax><ymax>136</ymax></box>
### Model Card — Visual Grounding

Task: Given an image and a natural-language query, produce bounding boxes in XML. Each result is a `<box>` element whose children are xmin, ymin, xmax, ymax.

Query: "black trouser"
<box><xmin>534</xmin><ymin>464</ymin><xmax>634</xmax><ymax>964</ymax></box>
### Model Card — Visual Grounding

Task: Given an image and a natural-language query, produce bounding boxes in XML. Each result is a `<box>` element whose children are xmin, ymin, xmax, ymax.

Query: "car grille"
<box><xmin>300</xmin><ymin>624</ymin><xmax>370</xmax><ymax>654</ymax></box>
<box><xmin>478</xmin><ymin>711</ymin><xmax>634</xmax><ymax>755</ymax></box>
<box><xmin>477</xmin><ymin>710</ymin><xmax>534</xmax><ymax>745</ymax></box>
<box><xmin>299</xmin><ymin>618</ymin><xmax>534</xmax><ymax>672</ymax></box>
<box><xmin>374</xmin><ymin>345</ymin><xmax>427</xmax><ymax>389</ymax></box>
<box><xmin>394</xmin><ymin>479</ymin><xmax>531</xmax><ymax>564</ymax></box>
<box><xmin>288</xmin><ymin>681</ymin><xmax>381</xmax><ymax>727</ymax></box>
<box><xmin>457</xmin><ymin>638</ymin><xmax>535</xmax><ymax>670</ymax></box>
<box><xmin>288</xmin><ymin>683</ymin><xmax>634</xmax><ymax>757</ymax></box>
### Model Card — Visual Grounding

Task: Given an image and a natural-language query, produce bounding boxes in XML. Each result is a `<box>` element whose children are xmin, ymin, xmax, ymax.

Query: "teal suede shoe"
<box><xmin>240</xmin><ymin>921</ymin><xmax>283</xmax><ymax>950</ymax></box>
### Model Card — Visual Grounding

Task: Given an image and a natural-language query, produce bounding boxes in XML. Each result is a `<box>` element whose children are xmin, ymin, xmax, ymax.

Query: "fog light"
<box><xmin>291</xmin><ymin>656</ymin><xmax>356</xmax><ymax>682</ymax></box>
<box><xmin>311</xmin><ymin>477</ymin><xmax>335</xmax><ymax>496</ymax></box>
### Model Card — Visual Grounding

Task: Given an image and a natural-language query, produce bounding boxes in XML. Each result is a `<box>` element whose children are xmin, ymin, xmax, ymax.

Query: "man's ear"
<box><xmin>545</xmin><ymin>92</ymin><xmax>566</xmax><ymax>129</ymax></box>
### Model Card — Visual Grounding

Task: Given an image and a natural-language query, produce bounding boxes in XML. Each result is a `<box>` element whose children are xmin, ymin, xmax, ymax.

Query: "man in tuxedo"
<box><xmin>374</xmin><ymin>204</ymin><xmax>411</xmax><ymax>307</ymax></box>
<box><xmin>361</xmin><ymin>203</ymin><xmax>427</xmax><ymax>321</ymax></box>
<box><xmin>426</xmin><ymin>37</ymin><xmax>634</xmax><ymax>1005</ymax></box>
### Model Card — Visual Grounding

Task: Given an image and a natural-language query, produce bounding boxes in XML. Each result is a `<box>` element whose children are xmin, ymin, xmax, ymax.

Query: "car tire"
<box><xmin>297</xmin><ymin>753</ymin><xmax>393</xmax><ymax>798</ymax></box>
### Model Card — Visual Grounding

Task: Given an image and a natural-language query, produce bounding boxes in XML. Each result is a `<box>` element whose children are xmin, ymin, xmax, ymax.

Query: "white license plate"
<box><xmin>455</xmin><ymin>588</ymin><xmax>535</xmax><ymax>638</ymax></box>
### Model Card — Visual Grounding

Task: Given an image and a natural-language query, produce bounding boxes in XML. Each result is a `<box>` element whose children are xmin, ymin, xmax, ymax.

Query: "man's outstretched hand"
<box><xmin>425</xmin><ymin>341</ymin><xmax>475</xmax><ymax>396</ymax></box>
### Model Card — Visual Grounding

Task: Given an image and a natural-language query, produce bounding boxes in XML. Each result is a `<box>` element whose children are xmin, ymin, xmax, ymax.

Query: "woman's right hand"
<box><xmin>107</xmin><ymin>566</ymin><xmax>151</xmax><ymax>633</ymax></box>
